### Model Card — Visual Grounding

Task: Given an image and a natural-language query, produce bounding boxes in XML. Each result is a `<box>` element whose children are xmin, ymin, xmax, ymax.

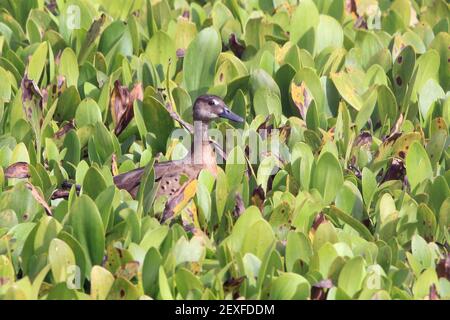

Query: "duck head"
<box><xmin>193</xmin><ymin>95</ymin><xmax>244</xmax><ymax>124</ymax></box>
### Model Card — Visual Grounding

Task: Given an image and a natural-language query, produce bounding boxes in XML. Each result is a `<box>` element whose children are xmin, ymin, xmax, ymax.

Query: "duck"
<box><xmin>113</xmin><ymin>95</ymin><xmax>244</xmax><ymax>218</ymax></box>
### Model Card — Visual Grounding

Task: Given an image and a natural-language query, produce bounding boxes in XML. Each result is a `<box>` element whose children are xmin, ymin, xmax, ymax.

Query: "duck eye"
<box><xmin>208</xmin><ymin>100</ymin><xmax>215</xmax><ymax>106</ymax></box>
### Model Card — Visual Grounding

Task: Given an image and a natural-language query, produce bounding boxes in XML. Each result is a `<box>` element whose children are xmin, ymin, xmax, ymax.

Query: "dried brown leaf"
<box><xmin>5</xmin><ymin>162</ymin><xmax>30</xmax><ymax>179</ymax></box>
<box><xmin>26</xmin><ymin>182</ymin><xmax>52</xmax><ymax>216</ymax></box>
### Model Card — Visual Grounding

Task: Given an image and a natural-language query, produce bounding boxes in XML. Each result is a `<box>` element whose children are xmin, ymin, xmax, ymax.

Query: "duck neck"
<box><xmin>192</xmin><ymin>121</ymin><xmax>216</xmax><ymax>173</ymax></box>
<box><xmin>193</xmin><ymin>120</ymin><xmax>210</xmax><ymax>143</ymax></box>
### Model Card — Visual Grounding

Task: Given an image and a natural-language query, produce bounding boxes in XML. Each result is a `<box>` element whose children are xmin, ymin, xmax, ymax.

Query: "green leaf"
<box><xmin>48</xmin><ymin>239</ymin><xmax>76</xmax><ymax>284</ymax></box>
<box><xmin>269</xmin><ymin>273</ymin><xmax>311</xmax><ymax>300</ymax></box>
<box><xmin>338</xmin><ymin>256</ymin><xmax>366</xmax><ymax>298</ymax></box>
<box><xmin>138</xmin><ymin>88</ymin><xmax>174</xmax><ymax>153</ymax></box>
<box><xmin>312</xmin><ymin>152</ymin><xmax>343</xmax><ymax>204</ymax></box>
<box><xmin>68</xmin><ymin>195</ymin><xmax>105</xmax><ymax>269</ymax></box>
<box><xmin>413</xmin><ymin>268</ymin><xmax>438</xmax><ymax>299</ymax></box>
<box><xmin>225</xmin><ymin>146</ymin><xmax>246</xmax><ymax>191</ymax></box>
<box><xmin>290</xmin><ymin>0</ymin><xmax>319</xmax><ymax>54</ymax></box>
<box><xmin>145</xmin><ymin>31</ymin><xmax>176</xmax><ymax>80</ymax></box>
<box><xmin>405</xmin><ymin>141</ymin><xmax>433</xmax><ymax>191</ymax></box>
<box><xmin>59</xmin><ymin>48</ymin><xmax>79</xmax><ymax>88</ymax></box>
<box><xmin>183</xmin><ymin>27</ymin><xmax>221</xmax><ymax>99</ymax></box>
<box><xmin>90</xmin><ymin>266</ymin><xmax>115</xmax><ymax>300</ymax></box>
<box><xmin>82</xmin><ymin>166</ymin><xmax>107</xmax><ymax>200</ymax></box>
<box><xmin>28</xmin><ymin>42</ymin><xmax>48</xmax><ymax>82</ymax></box>
<box><xmin>315</xmin><ymin>15</ymin><xmax>343</xmax><ymax>54</ymax></box>
<box><xmin>75</xmin><ymin>99</ymin><xmax>102</xmax><ymax>128</ymax></box>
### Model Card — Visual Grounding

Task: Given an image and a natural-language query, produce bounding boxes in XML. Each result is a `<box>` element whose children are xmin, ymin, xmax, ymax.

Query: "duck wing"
<box><xmin>113</xmin><ymin>160</ymin><xmax>201</xmax><ymax>197</ymax></box>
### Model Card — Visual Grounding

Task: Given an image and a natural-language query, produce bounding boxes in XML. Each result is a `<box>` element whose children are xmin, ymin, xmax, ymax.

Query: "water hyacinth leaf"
<box><xmin>0</xmin><ymin>0</ymin><xmax>447</xmax><ymax>302</ymax></box>
<box><xmin>338</xmin><ymin>256</ymin><xmax>366</xmax><ymax>298</ymax></box>
<box><xmin>158</xmin><ymin>266</ymin><xmax>173</xmax><ymax>300</ymax></box>
<box><xmin>139</xmin><ymin>88</ymin><xmax>174</xmax><ymax>153</ymax></box>
<box><xmin>361</xmin><ymin>168</ymin><xmax>377</xmax><ymax>207</ymax></box>
<box><xmin>377</xmin><ymin>85</ymin><xmax>398</xmax><ymax>125</ymax></box>
<box><xmin>68</xmin><ymin>195</ymin><xmax>105</xmax><ymax>269</ymax></box>
<box><xmin>225</xmin><ymin>146</ymin><xmax>246</xmax><ymax>191</ymax></box>
<box><xmin>0</xmin><ymin>255</ymin><xmax>15</xmax><ymax>287</ymax></box>
<box><xmin>59</xmin><ymin>48</ymin><xmax>79</xmax><ymax>88</ymax></box>
<box><xmin>241</xmin><ymin>219</ymin><xmax>276</xmax><ymax>260</ymax></box>
<box><xmin>82</xmin><ymin>166</ymin><xmax>107</xmax><ymax>200</ymax></box>
<box><xmin>326</xmin><ymin>206</ymin><xmax>374</xmax><ymax>241</ymax></box>
<box><xmin>315</xmin><ymin>15</ymin><xmax>343</xmax><ymax>55</ymax></box>
<box><xmin>413</xmin><ymin>268</ymin><xmax>439</xmax><ymax>299</ymax></box>
<box><xmin>392</xmin><ymin>45</ymin><xmax>415</xmax><ymax>101</ymax></box>
<box><xmin>311</xmin><ymin>152</ymin><xmax>344</xmax><ymax>204</ymax></box>
<box><xmin>183</xmin><ymin>27</ymin><xmax>221</xmax><ymax>100</ymax></box>
<box><xmin>291</xmin><ymin>142</ymin><xmax>314</xmax><ymax>191</ymax></box>
<box><xmin>429</xmin><ymin>32</ymin><xmax>450</xmax><ymax>91</ymax></box>
<box><xmin>175</xmin><ymin>268</ymin><xmax>204</xmax><ymax>298</ymax></box>
<box><xmin>355</xmin><ymin>86</ymin><xmax>377</xmax><ymax>130</ymax></box>
<box><xmin>75</xmin><ymin>99</ymin><xmax>102</xmax><ymax>128</ymax></box>
<box><xmin>142</xmin><ymin>247</ymin><xmax>162</xmax><ymax>297</ymax></box>
<box><xmin>405</xmin><ymin>141</ymin><xmax>433</xmax><ymax>191</ymax></box>
<box><xmin>412</xmin><ymin>49</ymin><xmax>440</xmax><ymax>100</ymax></box>
<box><xmin>312</xmin><ymin>220</ymin><xmax>338</xmax><ymax>252</ymax></box>
<box><xmin>253</xmin><ymin>88</ymin><xmax>282</xmax><ymax>124</ymax></box>
<box><xmin>145</xmin><ymin>31</ymin><xmax>176</xmax><ymax>80</ymax></box>
<box><xmin>225</xmin><ymin>206</ymin><xmax>263</xmax><ymax>253</ymax></box>
<box><xmin>48</xmin><ymin>239</ymin><xmax>76</xmax><ymax>284</ymax></box>
<box><xmin>335</xmin><ymin>181</ymin><xmax>364</xmax><ymax>221</ymax></box>
<box><xmin>286</xmin><ymin>231</ymin><xmax>313</xmax><ymax>272</ymax></box>
<box><xmin>289</xmin><ymin>0</ymin><xmax>319</xmax><ymax>54</ymax></box>
<box><xmin>269</xmin><ymin>273</ymin><xmax>311</xmax><ymax>300</ymax></box>
<box><xmin>418</xmin><ymin>79</ymin><xmax>445</xmax><ymax>119</ymax></box>
<box><xmin>28</xmin><ymin>42</ymin><xmax>48</xmax><ymax>83</ymax></box>
<box><xmin>90</xmin><ymin>266</ymin><xmax>115</xmax><ymax>300</ymax></box>
<box><xmin>0</xmin><ymin>182</ymin><xmax>43</xmax><ymax>222</ymax></box>
<box><xmin>107</xmin><ymin>277</ymin><xmax>140</xmax><ymax>300</ymax></box>
<box><xmin>330</xmin><ymin>71</ymin><xmax>363</xmax><ymax>111</ymax></box>
<box><xmin>290</xmin><ymin>68</ymin><xmax>324</xmax><ymax>118</ymax></box>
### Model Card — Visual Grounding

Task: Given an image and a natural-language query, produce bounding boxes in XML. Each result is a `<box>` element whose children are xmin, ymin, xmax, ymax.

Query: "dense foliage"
<box><xmin>0</xmin><ymin>0</ymin><xmax>449</xmax><ymax>300</ymax></box>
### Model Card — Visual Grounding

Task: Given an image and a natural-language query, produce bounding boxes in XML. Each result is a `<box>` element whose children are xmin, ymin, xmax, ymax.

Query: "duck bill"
<box><xmin>219</xmin><ymin>107</ymin><xmax>244</xmax><ymax>123</ymax></box>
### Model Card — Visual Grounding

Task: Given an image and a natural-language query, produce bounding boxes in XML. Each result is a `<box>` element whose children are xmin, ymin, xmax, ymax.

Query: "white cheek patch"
<box><xmin>210</xmin><ymin>112</ymin><xmax>219</xmax><ymax>118</ymax></box>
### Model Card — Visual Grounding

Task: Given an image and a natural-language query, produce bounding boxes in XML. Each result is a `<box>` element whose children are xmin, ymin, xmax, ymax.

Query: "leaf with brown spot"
<box><xmin>25</xmin><ymin>182</ymin><xmax>52</xmax><ymax>216</ymax></box>
<box><xmin>21</xmin><ymin>74</ymin><xmax>44</xmax><ymax>136</ymax></box>
<box><xmin>290</xmin><ymin>81</ymin><xmax>312</xmax><ymax>119</ymax></box>
<box><xmin>115</xmin><ymin>261</ymin><xmax>140</xmax><ymax>281</ymax></box>
<box><xmin>5</xmin><ymin>162</ymin><xmax>30</xmax><ymax>179</ymax></box>
<box><xmin>392</xmin><ymin>132</ymin><xmax>422</xmax><ymax>159</ymax></box>
<box><xmin>54</xmin><ymin>120</ymin><xmax>75</xmax><ymax>139</ymax></box>
<box><xmin>251</xmin><ymin>185</ymin><xmax>265</xmax><ymax>211</ymax></box>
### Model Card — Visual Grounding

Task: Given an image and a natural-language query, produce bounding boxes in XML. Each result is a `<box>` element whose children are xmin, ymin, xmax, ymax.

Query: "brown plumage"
<box><xmin>113</xmin><ymin>95</ymin><xmax>244</xmax><ymax>210</ymax></box>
